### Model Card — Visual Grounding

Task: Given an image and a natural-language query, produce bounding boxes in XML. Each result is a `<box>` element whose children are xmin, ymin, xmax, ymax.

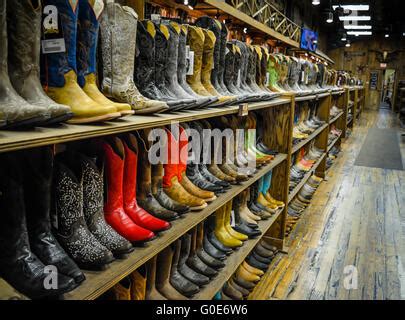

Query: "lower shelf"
<box><xmin>64</xmin><ymin>154</ymin><xmax>287</xmax><ymax>300</ymax></box>
<box><xmin>327</xmin><ymin>133</ymin><xmax>342</xmax><ymax>153</ymax></box>
<box><xmin>288</xmin><ymin>153</ymin><xmax>326</xmax><ymax>203</ymax></box>
<box><xmin>193</xmin><ymin>208</ymin><xmax>283</xmax><ymax>300</ymax></box>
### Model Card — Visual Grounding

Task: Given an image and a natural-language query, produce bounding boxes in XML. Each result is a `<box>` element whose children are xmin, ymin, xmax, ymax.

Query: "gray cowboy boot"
<box><xmin>99</xmin><ymin>1</ymin><xmax>168</xmax><ymax>114</ymax></box>
<box><xmin>0</xmin><ymin>0</ymin><xmax>50</xmax><ymax>129</ymax></box>
<box><xmin>7</xmin><ymin>0</ymin><xmax>73</xmax><ymax>126</ymax></box>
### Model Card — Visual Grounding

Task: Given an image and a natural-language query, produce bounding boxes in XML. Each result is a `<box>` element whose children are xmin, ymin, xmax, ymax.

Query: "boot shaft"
<box><xmin>100</xmin><ymin>2</ymin><xmax>137</xmax><ymax>89</ymax></box>
<box><xmin>6</xmin><ymin>0</ymin><xmax>42</xmax><ymax>80</ymax></box>
<box><xmin>40</xmin><ymin>0</ymin><xmax>79</xmax><ymax>88</ymax></box>
<box><xmin>163</xmin><ymin>22</ymin><xmax>180</xmax><ymax>86</ymax></box>
<box><xmin>122</xmin><ymin>135</ymin><xmax>139</xmax><ymax>206</ymax></box>
<box><xmin>0</xmin><ymin>0</ymin><xmax>7</xmax><ymax>73</ymax></box>
<box><xmin>77</xmin><ymin>0</ymin><xmax>104</xmax><ymax>87</ymax></box>
<box><xmin>154</xmin><ymin>22</ymin><xmax>170</xmax><ymax>89</ymax></box>
<box><xmin>218</xmin><ymin>21</ymin><xmax>228</xmax><ymax>86</ymax></box>
<box><xmin>186</xmin><ymin>25</ymin><xmax>205</xmax><ymax>83</ymax></box>
<box><xmin>136</xmin><ymin>130</ymin><xmax>153</xmax><ymax>199</ymax></box>
<box><xmin>201</xmin><ymin>29</ymin><xmax>216</xmax><ymax>86</ymax></box>
<box><xmin>223</xmin><ymin>43</ymin><xmax>236</xmax><ymax>87</ymax></box>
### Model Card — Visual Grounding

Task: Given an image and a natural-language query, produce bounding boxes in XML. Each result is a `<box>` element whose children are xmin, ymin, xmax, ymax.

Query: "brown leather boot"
<box><xmin>106</xmin><ymin>277</ymin><xmax>132</xmax><ymax>300</ymax></box>
<box><xmin>180</xmin><ymin>172</ymin><xmax>216</xmax><ymax>202</ymax></box>
<box><xmin>155</xmin><ymin>249</ymin><xmax>188</xmax><ymax>300</ymax></box>
<box><xmin>129</xmin><ymin>268</ymin><xmax>146</xmax><ymax>300</ymax></box>
<box><xmin>242</xmin><ymin>261</ymin><xmax>265</xmax><ymax>276</ymax></box>
<box><xmin>222</xmin><ymin>281</ymin><xmax>243</xmax><ymax>300</ymax></box>
<box><xmin>235</xmin><ymin>265</ymin><xmax>261</xmax><ymax>283</ymax></box>
<box><xmin>146</xmin><ymin>256</ymin><xmax>167</xmax><ymax>300</ymax></box>
<box><xmin>228</xmin><ymin>277</ymin><xmax>250</xmax><ymax>298</ymax></box>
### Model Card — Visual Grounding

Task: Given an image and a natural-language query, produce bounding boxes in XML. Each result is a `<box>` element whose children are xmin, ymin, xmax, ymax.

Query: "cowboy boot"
<box><xmin>178</xmin><ymin>236</ymin><xmax>210</xmax><ymax>286</ymax></box>
<box><xmin>163</xmin><ymin>128</ymin><xmax>207</xmax><ymax>211</ymax></box>
<box><xmin>20</xmin><ymin>147</ymin><xmax>85</xmax><ymax>284</ymax></box>
<box><xmin>77</xmin><ymin>0</ymin><xmax>133</xmax><ymax>117</ymax></box>
<box><xmin>170</xmin><ymin>241</ymin><xmax>200</xmax><ymax>297</ymax></box>
<box><xmin>178</xmin><ymin>125</ymin><xmax>217</xmax><ymax>202</ymax></box>
<box><xmin>229</xmin><ymin>277</ymin><xmax>250</xmax><ymax>298</ymax></box>
<box><xmin>122</xmin><ymin>134</ymin><xmax>171</xmax><ymax>231</ymax></box>
<box><xmin>214</xmin><ymin>206</ymin><xmax>243</xmax><ymax>248</ymax></box>
<box><xmin>196</xmin><ymin>223</ymin><xmax>226</xmax><ymax>269</ymax></box>
<box><xmin>235</xmin><ymin>265</ymin><xmax>261</xmax><ymax>283</ymax></box>
<box><xmin>129</xmin><ymin>268</ymin><xmax>146</xmax><ymax>300</ymax></box>
<box><xmin>222</xmin><ymin>282</ymin><xmax>244</xmax><ymax>300</ymax></box>
<box><xmin>0</xmin><ymin>0</ymin><xmax>50</xmax><ymax>129</ymax></box>
<box><xmin>242</xmin><ymin>261</ymin><xmax>265</xmax><ymax>276</ymax></box>
<box><xmin>102</xmin><ymin>138</ymin><xmax>156</xmax><ymax>243</ymax></box>
<box><xmin>155</xmin><ymin>22</ymin><xmax>195</xmax><ymax>109</ymax></box>
<box><xmin>232</xmin><ymin>195</ymin><xmax>262</xmax><ymax>238</ymax></box>
<box><xmin>133</xmin><ymin>20</ymin><xmax>182</xmax><ymax>109</ymax></box>
<box><xmin>79</xmin><ymin>152</ymin><xmax>134</xmax><ymax>258</ymax></box>
<box><xmin>104</xmin><ymin>277</ymin><xmax>132</xmax><ymax>300</ymax></box>
<box><xmin>224</xmin><ymin>42</ymin><xmax>247</xmax><ymax>100</ymax></box>
<box><xmin>137</xmin><ymin>129</ymin><xmax>182</xmax><ymax>220</ymax></box>
<box><xmin>0</xmin><ymin>154</ymin><xmax>78</xmax><ymax>299</ymax></box>
<box><xmin>177</xmin><ymin>24</ymin><xmax>216</xmax><ymax>108</ymax></box>
<box><xmin>146</xmin><ymin>256</ymin><xmax>168</xmax><ymax>300</ymax></box>
<box><xmin>100</xmin><ymin>2</ymin><xmax>168</xmax><ymax>114</ymax></box>
<box><xmin>161</xmin><ymin>21</ymin><xmax>206</xmax><ymax>109</ymax></box>
<box><xmin>218</xmin><ymin>22</ymin><xmax>235</xmax><ymax>96</ymax></box>
<box><xmin>187</xmin><ymin>230</ymin><xmax>218</xmax><ymax>278</ymax></box>
<box><xmin>6</xmin><ymin>0</ymin><xmax>73</xmax><ymax>126</ymax></box>
<box><xmin>223</xmin><ymin>201</ymin><xmax>249</xmax><ymax>241</ymax></box>
<box><xmin>40</xmin><ymin>0</ymin><xmax>121</xmax><ymax>124</ymax></box>
<box><xmin>248</xmin><ymin>183</ymin><xmax>272</xmax><ymax>220</ymax></box>
<box><xmin>53</xmin><ymin>152</ymin><xmax>115</xmax><ymax>270</ymax></box>
<box><xmin>151</xmin><ymin>163</ymin><xmax>189</xmax><ymax>216</ymax></box>
<box><xmin>154</xmin><ymin>249</ymin><xmax>188</xmax><ymax>300</ymax></box>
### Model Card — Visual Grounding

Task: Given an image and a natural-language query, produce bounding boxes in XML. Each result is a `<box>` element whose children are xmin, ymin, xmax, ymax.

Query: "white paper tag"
<box><xmin>187</xmin><ymin>50</ymin><xmax>195</xmax><ymax>75</ymax></box>
<box><xmin>237</xmin><ymin>69</ymin><xmax>241</xmax><ymax>87</ymax></box>
<box><xmin>41</xmin><ymin>39</ymin><xmax>66</xmax><ymax>54</ymax></box>
<box><xmin>230</xmin><ymin>210</ymin><xmax>236</xmax><ymax>227</ymax></box>
<box><xmin>266</xmin><ymin>72</ymin><xmax>270</xmax><ymax>86</ymax></box>
<box><xmin>151</xmin><ymin>14</ymin><xmax>161</xmax><ymax>24</ymax></box>
<box><xmin>238</xmin><ymin>103</ymin><xmax>249</xmax><ymax>117</ymax></box>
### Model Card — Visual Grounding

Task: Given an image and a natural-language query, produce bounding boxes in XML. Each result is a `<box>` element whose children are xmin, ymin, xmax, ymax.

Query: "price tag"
<box><xmin>41</xmin><ymin>39</ymin><xmax>66</xmax><ymax>54</ymax></box>
<box><xmin>186</xmin><ymin>50</ymin><xmax>194</xmax><ymax>75</ymax></box>
<box><xmin>230</xmin><ymin>210</ymin><xmax>236</xmax><ymax>227</ymax></box>
<box><xmin>238</xmin><ymin>103</ymin><xmax>249</xmax><ymax>117</ymax></box>
<box><xmin>151</xmin><ymin>14</ymin><xmax>161</xmax><ymax>24</ymax></box>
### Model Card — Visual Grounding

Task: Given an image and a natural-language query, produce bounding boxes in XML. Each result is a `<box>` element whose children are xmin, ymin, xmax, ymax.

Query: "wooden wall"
<box><xmin>328</xmin><ymin>36</ymin><xmax>405</xmax><ymax>111</ymax></box>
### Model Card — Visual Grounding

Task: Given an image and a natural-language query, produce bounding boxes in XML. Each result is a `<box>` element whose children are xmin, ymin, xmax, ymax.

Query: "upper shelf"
<box><xmin>0</xmin><ymin>99</ymin><xmax>290</xmax><ymax>154</ymax></box>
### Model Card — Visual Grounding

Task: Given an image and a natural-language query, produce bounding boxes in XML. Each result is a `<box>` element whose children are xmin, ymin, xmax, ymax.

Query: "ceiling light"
<box><xmin>313</xmin><ymin>39</ymin><xmax>318</xmax><ymax>44</ymax></box>
<box><xmin>326</xmin><ymin>12</ymin><xmax>334</xmax><ymax>23</ymax></box>
<box><xmin>385</xmin><ymin>34</ymin><xmax>389</xmax><ymax>38</ymax></box>
<box><xmin>312</xmin><ymin>0</ymin><xmax>320</xmax><ymax>5</ymax></box>
<box><xmin>184</xmin><ymin>0</ymin><xmax>189</xmax><ymax>5</ymax></box>
<box><xmin>188</xmin><ymin>5</ymin><xmax>194</xmax><ymax>10</ymax></box>
<box><xmin>403</xmin><ymin>32</ymin><xmax>405</xmax><ymax>37</ymax></box>
<box><xmin>339</xmin><ymin>16</ymin><xmax>371</xmax><ymax>21</ymax></box>
<box><xmin>332</xmin><ymin>5</ymin><xmax>369</xmax><ymax>11</ymax></box>
<box><xmin>344</xmin><ymin>25</ymin><xmax>372</xmax><ymax>30</ymax></box>
<box><xmin>347</xmin><ymin>31</ymin><xmax>372</xmax><ymax>35</ymax></box>
<box><xmin>346</xmin><ymin>42</ymin><xmax>351</xmax><ymax>47</ymax></box>
<box><xmin>341</xmin><ymin>33</ymin><xmax>347</xmax><ymax>41</ymax></box>
<box><xmin>243</xmin><ymin>27</ymin><xmax>248</xmax><ymax>34</ymax></box>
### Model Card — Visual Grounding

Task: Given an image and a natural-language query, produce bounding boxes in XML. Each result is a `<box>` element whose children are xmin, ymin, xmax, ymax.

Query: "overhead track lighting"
<box><xmin>347</xmin><ymin>31</ymin><xmax>372</xmax><ymax>35</ymax></box>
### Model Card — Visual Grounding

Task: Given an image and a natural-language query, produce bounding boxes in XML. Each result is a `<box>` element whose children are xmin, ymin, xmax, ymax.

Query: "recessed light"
<box><xmin>326</xmin><ymin>12</ymin><xmax>334</xmax><ymax>23</ymax></box>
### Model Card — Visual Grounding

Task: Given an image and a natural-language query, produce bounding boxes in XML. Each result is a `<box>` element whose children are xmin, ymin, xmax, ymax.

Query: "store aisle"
<box><xmin>259</xmin><ymin>109</ymin><xmax>405</xmax><ymax>300</ymax></box>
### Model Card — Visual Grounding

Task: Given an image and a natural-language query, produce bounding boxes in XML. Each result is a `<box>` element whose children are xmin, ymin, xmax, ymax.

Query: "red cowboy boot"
<box><xmin>102</xmin><ymin>138</ymin><xmax>155</xmax><ymax>243</ymax></box>
<box><xmin>122</xmin><ymin>134</ymin><xmax>170</xmax><ymax>232</ymax></box>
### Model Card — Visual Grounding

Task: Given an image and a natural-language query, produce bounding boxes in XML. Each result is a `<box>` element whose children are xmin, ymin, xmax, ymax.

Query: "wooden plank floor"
<box><xmin>260</xmin><ymin>108</ymin><xmax>405</xmax><ymax>300</ymax></box>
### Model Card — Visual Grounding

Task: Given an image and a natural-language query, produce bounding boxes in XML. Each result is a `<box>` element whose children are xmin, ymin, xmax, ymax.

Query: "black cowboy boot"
<box><xmin>22</xmin><ymin>147</ymin><xmax>84</xmax><ymax>285</ymax></box>
<box><xmin>186</xmin><ymin>231</ymin><xmax>218</xmax><ymax>278</ymax></box>
<box><xmin>79</xmin><ymin>152</ymin><xmax>134</xmax><ymax>258</ymax></box>
<box><xmin>53</xmin><ymin>153</ymin><xmax>115</xmax><ymax>270</ymax></box>
<box><xmin>0</xmin><ymin>153</ymin><xmax>77</xmax><ymax>299</ymax></box>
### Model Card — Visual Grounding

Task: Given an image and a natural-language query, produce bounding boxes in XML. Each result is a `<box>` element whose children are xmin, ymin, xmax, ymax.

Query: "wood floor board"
<box><xmin>258</xmin><ymin>109</ymin><xmax>405</xmax><ymax>300</ymax></box>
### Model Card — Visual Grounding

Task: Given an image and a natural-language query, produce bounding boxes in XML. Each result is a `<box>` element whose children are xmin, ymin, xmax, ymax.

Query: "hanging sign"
<box><xmin>370</xmin><ymin>71</ymin><xmax>379</xmax><ymax>90</ymax></box>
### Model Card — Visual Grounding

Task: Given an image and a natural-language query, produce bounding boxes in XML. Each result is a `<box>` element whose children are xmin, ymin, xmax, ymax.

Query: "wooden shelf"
<box><xmin>292</xmin><ymin>123</ymin><xmax>329</xmax><ymax>154</ymax></box>
<box><xmin>329</xmin><ymin>112</ymin><xmax>344</xmax><ymax>125</ymax></box>
<box><xmin>193</xmin><ymin>208</ymin><xmax>283</xmax><ymax>300</ymax></box>
<box><xmin>295</xmin><ymin>95</ymin><xmax>317</xmax><ymax>102</ymax></box>
<box><xmin>288</xmin><ymin>153</ymin><xmax>326</xmax><ymax>203</ymax></box>
<box><xmin>63</xmin><ymin>154</ymin><xmax>287</xmax><ymax>300</ymax></box>
<box><xmin>332</xmin><ymin>90</ymin><xmax>345</xmax><ymax>96</ymax></box>
<box><xmin>0</xmin><ymin>99</ymin><xmax>290</xmax><ymax>154</ymax></box>
<box><xmin>327</xmin><ymin>133</ymin><xmax>342</xmax><ymax>153</ymax></box>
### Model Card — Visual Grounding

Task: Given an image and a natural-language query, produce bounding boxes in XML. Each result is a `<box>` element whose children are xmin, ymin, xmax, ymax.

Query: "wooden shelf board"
<box><xmin>288</xmin><ymin>153</ymin><xmax>326</xmax><ymax>203</ymax></box>
<box><xmin>63</xmin><ymin>154</ymin><xmax>287</xmax><ymax>300</ymax></box>
<box><xmin>193</xmin><ymin>208</ymin><xmax>283</xmax><ymax>300</ymax></box>
<box><xmin>327</xmin><ymin>133</ymin><xmax>342</xmax><ymax>153</ymax></box>
<box><xmin>295</xmin><ymin>95</ymin><xmax>317</xmax><ymax>102</ymax></box>
<box><xmin>0</xmin><ymin>99</ymin><xmax>290</xmax><ymax>154</ymax></box>
<box><xmin>329</xmin><ymin>112</ymin><xmax>344</xmax><ymax>125</ymax></box>
<box><xmin>332</xmin><ymin>90</ymin><xmax>345</xmax><ymax>96</ymax></box>
<box><xmin>292</xmin><ymin>123</ymin><xmax>329</xmax><ymax>154</ymax></box>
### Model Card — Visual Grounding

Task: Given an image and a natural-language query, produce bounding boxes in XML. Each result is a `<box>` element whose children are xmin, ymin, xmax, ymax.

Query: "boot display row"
<box><xmin>286</xmin><ymin>175</ymin><xmax>323</xmax><ymax>237</ymax></box>
<box><xmin>220</xmin><ymin>239</ymin><xmax>279</xmax><ymax>300</ymax></box>
<box><xmin>292</xmin><ymin>103</ymin><xmax>326</xmax><ymax>144</ymax></box>
<box><xmin>289</xmin><ymin>143</ymin><xmax>324</xmax><ymax>191</ymax></box>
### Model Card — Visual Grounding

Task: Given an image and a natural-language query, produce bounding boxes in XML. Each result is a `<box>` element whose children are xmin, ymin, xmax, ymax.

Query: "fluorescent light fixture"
<box><xmin>347</xmin><ymin>31</ymin><xmax>372</xmax><ymax>35</ymax></box>
<box><xmin>339</xmin><ymin>16</ymin><xmax>371</xmax><ymax>21</ymax></box>
<box><xmin>333</xmin><ymin>5</ymin><xmax>369</xmax><ymax>11</ymax></box>
<box><xmin>344</xmin><ymin>25</ymin><xmax>372</xmax><ymax>30</ymax></box>
<box><xmin>312</xmin><ymin>0</ymin><xmax>320</xmax><ymax>5</ymax></box>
